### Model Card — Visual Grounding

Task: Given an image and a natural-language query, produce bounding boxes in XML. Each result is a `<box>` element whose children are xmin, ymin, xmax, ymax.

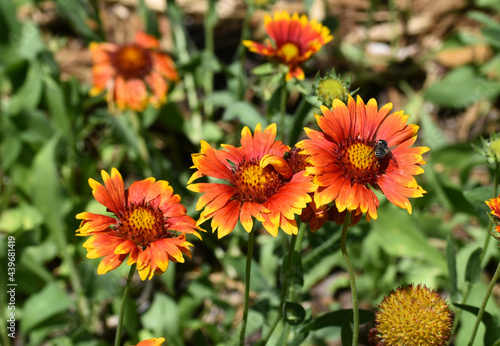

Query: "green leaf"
<box><xmin>7</xmin><ymin>60</ymin><xmax>43</xmax><ymax>113</ymax></box>
<box><xmin>424</xmin><ymin>66</ymin><xmax>500</xmax><ymax>108</ymax></box>
<box><xmin>298</xmin><ymin>309</ymin><xmax>375</xmax><ymax>333</ymax></box>
<box><xmin>21</xmin><ymin>282</ymin><xmax>72</xmax><ymax>333</ymax></box>
<box><xmin>340</xmin><ymin>312</ymin><xmax>353</xmax><ymax>346</ymax></box>
<box><xmin>465</xmin><ymin>248</ymin><xmax>483</xmax><ymax>283</ymax></box>
<box><xmin>252</xmin><ymin>63</ymin><xmax>276</xmax><ymax>75</ymax></box>
<box><xmin>281</xmin><ymin>250</ymin><xmax>304</xmax><ymax>287</ymax></box>
<box><xmin>141</xmin><ymin>293</ymin><xmax>179</xmax><ymax>337</ymax></box>
<box><xmin>475</xmin><ymin>0</ymin><xmax>500</xmax><ymax>13</ymax></box>
<box><xmin>0</xmin><ymin>204</ymin><xmax>43</xmax><ymax>233</ymax></box>
<box><xmin>55</xmin><ymin>0</ymin><xmax>100</xmax><ymax>41</ymax></box>
<box><xmin>222</xmin><ymin>101</ymin><xmax>267</xmax><ymax>129</ymax></box>
<box><xmin>283</xmin><ymin>302</ymin><xmax>306</xmax><ymax>325</ymax></box>
<box><xmin>463</xmin><ymin>186</ymin><xmax>494</xmax><ymax>225</ymax></box>
<box><xmin>453</xmin><ymin>303</ymin><xmax>500</xmax><ymax>345</ymax></box>
<box><xmin>468</xmin><ymin>11</ymin><xmax>500</xmax><ymax>30</ymax></box>
<box><xmin>446</xmin><ymin>236</ymin><xmax>459</xmax><ymax>301</ymax></box>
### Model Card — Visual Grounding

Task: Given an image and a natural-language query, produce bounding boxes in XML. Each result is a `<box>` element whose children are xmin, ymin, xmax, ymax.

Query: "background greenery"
<box><xmin>1</xmin><ymin>0</ymin><xmax>500</xmax><ymax>345</ymax></box>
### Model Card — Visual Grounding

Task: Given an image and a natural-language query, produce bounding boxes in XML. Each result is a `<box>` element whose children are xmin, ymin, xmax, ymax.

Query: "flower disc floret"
<box><xmin>369</xmin><ymin>284</ymin><xmax>453</xmax><ymax>346</ymax></box>
<box><xmin>76</xmin><ymin>168</ymin><xmax>202</xmax><ymax>280</ymax></box>
<box><xmin>187</xmin><ymin>124</ymin><xmax>317</xmax><ymax>238</ymax></box>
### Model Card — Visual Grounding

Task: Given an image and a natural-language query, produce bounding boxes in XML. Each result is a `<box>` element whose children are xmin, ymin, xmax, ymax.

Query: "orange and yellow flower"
<box><xmin>90</xmin><ymin>32</ymin><xmax>178</xmax><ymax>112</ymax></box>
<box><xmin>486</xmin><ymin>194</ymin><xmax>500</xmax><ymax>233</ymax></box>
<box><xmin>132</xmin><ymin>338</ymin><xmax>165</xmax><ymax>346</ymax></box>
<box><xmin>187</xmin><ymin>124</ymin><xmax>317</xmax><ymax>238</ymax></box>
<box><xmin>297</xmin><ymin>95</ymin><xmax>429</xmax><ymax>221</ymax></box>
<box><xmin>76</xmin><ymin>168</ymin><xmax>201</xmax><ymax>280</ymax></box>
<box><xmin>243</xmin><ymin>11</ymin><xmax>333</xmax><ymax>81</ymax></box>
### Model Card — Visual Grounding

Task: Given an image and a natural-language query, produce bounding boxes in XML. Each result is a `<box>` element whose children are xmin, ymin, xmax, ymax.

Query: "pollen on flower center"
<box><xmin>337</xmin><ymin>140</ymin><xmax>382</xmax><ymax>185</ymax></box>
<box><xmin>112</xmin><ymin>45</ymin><xmax>153</xmax><ymax>79</ymax></box>
<box><xmin>232</xmin><ymin>160</ymin><xmax>283</xmax><ymax>203</ymax></box>
<box><xmin>279</xmin><ymin>42</ymin><xmax>300</xmax><ymax>62</ymax></box>
<box><xmin>120</xmin><ymin>204</ymin><xmax>165</xmax><ymax>247</ymax></box>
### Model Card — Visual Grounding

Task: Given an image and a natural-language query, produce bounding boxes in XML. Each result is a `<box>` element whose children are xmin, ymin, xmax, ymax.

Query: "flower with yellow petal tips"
<box><xmin>187</xmin><ymin>124</ymin><xmax>317</xmax><ymax>238</ymax></box>
<box><xmin>486</xmin><ymin>194</ymin><xmax>500</xmax><ymax>234</ymax></box>
<box><xmin>90</xmin><ymin>32</ymin><xmax>178</xmax><ymax>112</ymax></box>
<box><xmin>76</xmin><ymin>168</ymin><xmax>202</xmax><ymax>281</ymax></box>
<box><xmin>132</xmin><ymin>337</ymin><xmax>165</xmax><ymax>346</ymax></box>
<box><xmin>243</xmin><ymin>11</ymin><xmax>333</xmax><ymax>81</ymax></box>
<box><xmin>369</xmin><ymin>284</ymin><xmax>453</xmax><ymax>346</ymax></box>
<box><xmin>297</xmin><ymin>95</ymin><xmax>429</xmax><ymax>221</ymax></box>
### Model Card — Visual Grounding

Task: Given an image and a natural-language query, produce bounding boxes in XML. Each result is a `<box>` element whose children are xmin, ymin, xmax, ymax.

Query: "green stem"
<box><xmin>454</xmin><ymin>160</ymin><xmax>499</xmax><ymax>332</ymax></box>
<box><xmin>340</xmin><ymin>212</ymin><xmax>358</xmax><ymax>346</ymax></box>
<box><xmin>260</xmin><ymin>223</ymin><xmax>304</xmax><ymax>344</ymax></box>
<box><xmin>89</xmin><ymin>0</ymin><xmax>107</xmax><ymax>40</ymax></box>
<box><xmin>114</xmin><ymin>264</ymin><xmax>136</xmax><ymax>346</ymax></box>
<box><xmin>481</xmin><ymin>160</ymin><xmax>499</xmax><ymax>263</ymax></box>
<box><xmin>168</xmin><ymin>1</ymin><xmax>203</xmax><ymax>144</ymax></box>
<box><xmin>467</xmin><ymin>261</ymin><xmax>500</xmax><ymax>346</ymax></box>
<box><xmin>240</xmin><ymin>229</ymin><xmax>256</xmax><ymax>346</ymax></box>
<box><xmin>279</xmin><ymin>80</ymin><xmax>287</xmax><ymax>142</ymax></box>
<box><xmin>203</xmin><ymin>0</ymin><xmax>216</xmax><ymax>118</ymax></box>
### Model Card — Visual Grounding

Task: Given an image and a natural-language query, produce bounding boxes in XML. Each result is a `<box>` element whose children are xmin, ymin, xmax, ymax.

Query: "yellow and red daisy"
<box><xmin>76</xmin><ymin>168</ymin><xmax>201</xmax><ymax>281</ymax></box>
<box><xmin>90</xmin><ymin>32</ymin><xmax>178</xmax><ymax>112</ymax></box>
<box><xmin>243</xmin><ymin>11</ymin><xmax>333</xmax><ymax>81</ymax></box>
<box><xmin>187</xmin><ymin>124</ymin><xmax>317</xmax><ymax>238</ymax></box>
<box><xmin>297</xmin><ymin>95</ymin><xmax>429</xmax><ymax>221</ymax></box>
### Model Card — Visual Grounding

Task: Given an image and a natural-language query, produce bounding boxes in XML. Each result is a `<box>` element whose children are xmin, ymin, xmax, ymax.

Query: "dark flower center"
<box><xmin>232</xmin><ymin>160</ymin><xmax>283</xmax><ymax>203</ymax></box>
<box><xmin>112</xmin><ymin>45</ymin><xmax>153</xmax><ymax>79</ymax></box>
<box><xmin>336</xmin><ymin>139</ymin><xmax>387</xmax><ymax>186</ymax></box>
<box><xmin>119</xmin><ymin>204</ymin><xmax>165</xmax><ymax>247</ymax></box>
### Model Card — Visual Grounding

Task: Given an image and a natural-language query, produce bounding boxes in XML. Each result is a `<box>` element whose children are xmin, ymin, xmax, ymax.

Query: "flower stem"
<box><xmin>454</xmin><ymin>160</ymin><xmax>499</xmax><ymax>332</ymax></box>
<box><xmin>467</xmin><ymin>261</ymin><xmax>500</xmax><ymax>346</ymax></box>
<box><xmin>260</xmin><ymin>223</ymin><xmax>305</xmax><ymax>344</ymax></box>
<box><xmin>340</xmin><ymin>212</ymin><xmax>359</xmax><ymax>346</ymax></box>
<box><xmin>280</xmin><ymin>80</ymin><xmax>287</xmax><ymax>142</ymax></box>
<box><xmin>115</xmin><ymin>264</ymin><xmax>136</xmax><ymax>346</ymax></box>
<box><xmin>240</xmin><ymin>229</ymin><xmax>256</xmax><ymax>346</ymax></box>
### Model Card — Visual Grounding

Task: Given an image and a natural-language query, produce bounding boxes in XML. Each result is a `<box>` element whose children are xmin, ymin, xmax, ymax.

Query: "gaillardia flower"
<box><xmin>297</xmin><ymin>95</ymin><xmax>429</xmax><ymax>221</ymax></box>
<box><xmin>243</xmin><ymin>11</ymin><xmax>333</xmax><ymax>81</ymax></box>
<box><xmin>133</xmin><ymin>338</ymin><xmax>165</xmax><ymax>346</ymax></box>
<box><xmin>187</xmin><ymin>124</ymin><xmax>316</xmax><ymax>238</ymax></box>
<box><xmin>369</xmin><ymin>284</ymin><xmax>453</xmax><ymax>346</ymax></box>
<box><xmin>76</xmin><ymin>168</ymin><xmax>201</xmax><ymax>280</ymax></box>
<box><xmin>90</xmin><ymin>32</ymin><xmax>178</xmax><ymax>112</ymax></box>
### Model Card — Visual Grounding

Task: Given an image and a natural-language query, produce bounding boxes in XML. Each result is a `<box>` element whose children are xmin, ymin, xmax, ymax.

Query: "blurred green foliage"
<box><xmin>1</xmin><ymin>0</ymin><xmax>500</xmax><ymax>345</ymax></box>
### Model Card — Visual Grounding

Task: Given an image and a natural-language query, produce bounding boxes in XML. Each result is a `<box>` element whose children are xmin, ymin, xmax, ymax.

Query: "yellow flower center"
<box><xmin>232</xmin><ymin>160</ymin><xmax>283</xmax><ymax>203</ymax></box>
<box><xmin>112</xmin><ymin>45</ymin><xmax>153</xmax><ymax>79</ymax></box>
<box><xmin>120</xmin><ymin>204</ymin><xmax>165</xmax><ymax>247</ymax></box>
<box><xmin>336</xmin><ymin>140</ymin><xmax>386</xmax><ymax>186</ymax></box>
<box><xmin>279</xmin><ymin>42</ymin><xmax>299</xmax><ymax>63</ymax></box>
<box><xmin>371</xmin><ymin>285</ymin><xmax>453</xmax><ymax>346</ymax></box>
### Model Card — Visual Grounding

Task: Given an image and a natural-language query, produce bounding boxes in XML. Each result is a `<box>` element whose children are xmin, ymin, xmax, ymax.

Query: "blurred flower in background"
<box><xmin>187</xmin><ymin>124</ymin><xmax>316</xmax><ymax>238</ymax></box>
<box><xmin>369</xmin><ymin>284</ymin><xmax>453</xmax><ymax>346</ymax></box>
<box><xmin>76</xmin><ymin>168</ymin><xmax>201</xmax><ymax>280</ymax></box>
<box><xmin>243</xmin><ymin>11</ymin><xmax>333</xmax><ymax>81</ymax></box>
<box><xmin>132</xmin><ymin>337</ymin><xmax>166</xmax><ymax>346</ymax></box>
<box><xmin>297</xmin><ymin>96</ymin><xmax>429</xmax><ymax>221</ymax></box>
<box><xmin>89</xmin><ymin>32</ymin><xmax>178</xmax><ymax>112</ymax></box>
